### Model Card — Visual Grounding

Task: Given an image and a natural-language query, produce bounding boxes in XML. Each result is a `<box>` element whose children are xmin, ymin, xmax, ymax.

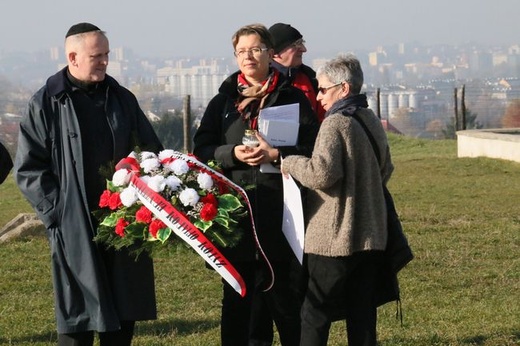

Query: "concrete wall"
<box><xmin>457</xmin><ymin>128</ymin><xmax>520</xmax><ymax>163</ymax></box>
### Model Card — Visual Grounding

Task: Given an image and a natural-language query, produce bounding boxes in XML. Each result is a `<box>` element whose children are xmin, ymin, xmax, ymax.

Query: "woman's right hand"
<box><xmin>234</xmin><ymin>145</ymin><xmax>265</xmax><ymax>166</ymax></box>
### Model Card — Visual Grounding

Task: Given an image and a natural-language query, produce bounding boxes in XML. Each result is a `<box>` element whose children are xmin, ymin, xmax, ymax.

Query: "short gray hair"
<box><xmin>65</xmin><ymin>30</ymin><xmax>107</xmax><ymax>56</ymax></box>
<box><xmin>316</xmin><ymin>54</ymin><xmax>364</xmax><ymax>94</ymax></box>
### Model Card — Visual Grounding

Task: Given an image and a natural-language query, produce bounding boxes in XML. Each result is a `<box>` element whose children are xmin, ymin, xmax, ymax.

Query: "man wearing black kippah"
<box><xmin>14</xmin><ymin>22</ymin><xmax>162</xmax><ymax>346</ymax></box>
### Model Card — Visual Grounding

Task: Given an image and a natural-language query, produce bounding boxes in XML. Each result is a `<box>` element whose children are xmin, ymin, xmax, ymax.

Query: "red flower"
<box><xmin>99</xmin><ymin>190</ymin><xmax>111</xmax><ymax>208</ymax></box>
<box><xmin>200</xmin><ymin>193</ymin><xmax>218</xmax><ymax>207</ymax></box>
<box><xmin>115</xmin><ymin>218</ymin><xmax>128</xmax><ymax>237</ymax></box>
<box><xmin>135</xmin><ymin>206</ymin><xmax>153</xmax><ymax>224</ymax></box>
<box><xmin>217</xmin><ymin>181</ymin><xmax>229</xmax><ymax>194</ymax></box>
<box><xmin>200</xmin><ymin>203</ymin><xmax>218</xmax><ymax>222</ymax></box>
<box><xmin>149</xmin><ymin>219</ymin><xmax>166</xmax><ymax>238</ymax></box>
<box><xmin>108</xmin><ymin>192</ymin><xmax>122</xmax><ymax>210</ymax></box>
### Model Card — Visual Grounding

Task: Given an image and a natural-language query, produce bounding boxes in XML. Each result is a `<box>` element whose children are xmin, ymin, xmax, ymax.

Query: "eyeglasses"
<box><xmin>234</xmin><ymin>47</ymin><xmax>269</xmax><ymax>58</ymax></box>
<box><xmin>290</xmin><ymin>39</ymin><xmax>306</xmax><ymax>48</ymax></box>
<box><xmin>318</xmin><ymin>82</ymin><xmax>342</xmax><ymax>94</ymax></box>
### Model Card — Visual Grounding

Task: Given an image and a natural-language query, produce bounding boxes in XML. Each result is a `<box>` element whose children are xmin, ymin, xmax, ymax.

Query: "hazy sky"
<box><xmin>1</xmin><ymin>0</ymin><xmax>519</xmax><ymax>59</ymax></box>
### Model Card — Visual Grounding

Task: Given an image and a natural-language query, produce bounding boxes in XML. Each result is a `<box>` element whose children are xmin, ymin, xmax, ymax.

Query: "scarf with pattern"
<box><xmin>236</xmin><ymin>68</ymin><xmax>280</xmax><ymax>130</ymax></box>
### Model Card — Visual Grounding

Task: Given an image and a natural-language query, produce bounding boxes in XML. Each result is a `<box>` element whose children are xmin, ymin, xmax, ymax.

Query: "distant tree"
<box><xmin>443</xmin><ymin>109</ymin><xmax>482</xmax><ymax>139</ymax></box>
<box><xmin>151</xmin><ymin>111</ymin><xmax>198</xmax><ymax>152</ymax></box>
<box><xmin>152</xmin><ymin>111</ymin><xmax>184</xmax><ymax>151</ymax></box>
<box><xmin>501</xmin><ymin>99</ymin><xmax>520</xmax><ymax>128</ymax></box>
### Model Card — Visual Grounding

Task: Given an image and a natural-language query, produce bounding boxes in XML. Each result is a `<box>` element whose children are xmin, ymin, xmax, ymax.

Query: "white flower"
<box><xmin>158</xmin><ymin>149</ymin><xmax>176</xmax><ymax>161</ymax></box>
<box><xmin>147</xmin><ymin>175</ymin><xmax>166</xmax><ymax>192</ymax></box>
<box><xmin>140</xmin><ymin>175</ymin><xmax>151</xmax><ymax>185</ymax></box>
<box><xmin>168</xmin><ymin>159</ymin><xmax>189</xmax><ymax>175</ymax></box>
<box><xmin>128</xmin><ymin>151</ymin><xmax>138</xmax><ymax>159</ymax></box>
<box><xmin>141</xmin><ymin>158</ymin><xmax>161</xmax><ymax>173</ymax></box>
<box><xmin>112</xmin><ymin>169</ymin><xmax>130</xmax><ymax>187</ymax></box>
<box><xmin>197</xmin><ymin>172</ymin><xmax>214</xmax><ymax>190</ymax></box>
<box><xmin>165</xmin><ymin>175</ymin><xmax>182</xmax><ymax>191</ymax></box>
<box><xmin>120</xmin><ymin>186</ymin><xmax>138</xmax><ymax>207</ymax></box>
<box><xmin>140</xmin><ymin>151</ymin><xmax>157</xmax><ymax>160</ymax></box>
<box><xmin>179</xmin><ymin>188</ymin><xmax>200</xmax><ymax>207</ymax></box>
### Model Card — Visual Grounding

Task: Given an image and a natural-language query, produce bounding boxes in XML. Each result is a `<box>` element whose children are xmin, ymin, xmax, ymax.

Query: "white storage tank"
<box><xmin>388</xmin><ymin>93</ymin><xmax>398</xmax><ymax>118</ymax></box>
<box><xmin>398</xmin><ymin>93</ymin><xmax>409</xmax><ymax>109</ymax></box>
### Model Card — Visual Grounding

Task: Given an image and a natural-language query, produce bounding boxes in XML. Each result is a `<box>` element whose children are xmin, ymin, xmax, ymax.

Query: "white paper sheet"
<box><xmin>281</xmin><ymin>173</ymin><xmax>305</xmax><ymax>264</ymax></box>
<box><xmin>258</xmin><ymin>119</ymin><xmax>299</xmax><ymax>147</ymax></box>
<box><xmin>258</xmin><ymin>103</ymin><xmax>299</xmax><ymax>174</ymax></box>
<box><xmin>259</xmin><ymin>103</ymin><xmax>299</xmax><ymax>122</ymax></box>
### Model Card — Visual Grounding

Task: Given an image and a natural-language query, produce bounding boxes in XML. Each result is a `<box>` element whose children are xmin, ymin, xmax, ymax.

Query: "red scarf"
<box><xmin>292</xmin><ymin>72</ymin><xmax>326</xmax><ymax>122</ymax></box>
<box><xmin>236</xmin><ymin>69</ymin><xmax>280</xmax><ymax>130</ymax></box>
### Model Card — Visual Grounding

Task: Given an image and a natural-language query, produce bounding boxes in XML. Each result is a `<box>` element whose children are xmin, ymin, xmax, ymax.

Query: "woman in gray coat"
<box><xmin>281</xmin><ymin>54</ymin><xmax>394</xmax><ymax>346</ymax></box>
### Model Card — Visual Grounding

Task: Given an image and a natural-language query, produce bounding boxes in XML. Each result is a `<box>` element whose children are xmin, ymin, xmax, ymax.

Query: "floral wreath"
<box><xmin>93</xmin><ymin>149</ymin><xmax>247</xmax><ymax>257</ymax></box>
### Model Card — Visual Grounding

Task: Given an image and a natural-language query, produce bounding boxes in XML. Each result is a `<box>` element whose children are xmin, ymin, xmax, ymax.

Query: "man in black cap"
<box><xmin>15</xmin><ymin>22</ymin><xmax>162</xmax><ymax>346</ymax></box>
<box><xmin>269</xmin><ymin>23</ymin><xmax>325</xmax><ymax>122</ymax></box>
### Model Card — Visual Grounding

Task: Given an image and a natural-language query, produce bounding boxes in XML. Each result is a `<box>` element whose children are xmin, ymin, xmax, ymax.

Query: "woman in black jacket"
<box><xmin>193</xmin><ymin>23</ymin><xmax>319</xmax><ymax>346</ymax></box>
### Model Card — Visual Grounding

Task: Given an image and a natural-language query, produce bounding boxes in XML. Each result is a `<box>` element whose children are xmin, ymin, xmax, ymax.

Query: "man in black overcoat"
<box><xmin>14</xmin><ymin>23</ymin><xmax>162</xmax><ymax>345</ymax></box>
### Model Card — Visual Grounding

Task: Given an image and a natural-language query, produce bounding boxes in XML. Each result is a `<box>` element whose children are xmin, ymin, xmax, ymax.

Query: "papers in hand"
<box><xmin>282</xmin><ymin>173</ymin><xmax>305</xmax><ymax>264</ymax></box>
<box><xmin>258</xmin><ymin>103</ymin><xmax>299</xmax><ymax>174</ymax></box>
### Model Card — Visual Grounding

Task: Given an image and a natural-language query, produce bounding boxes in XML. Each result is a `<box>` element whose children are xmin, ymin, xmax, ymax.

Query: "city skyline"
<box><xmin>1</xmin><ymin>0</ymin><xmax>519</xmax><ymax>59</ymax></box>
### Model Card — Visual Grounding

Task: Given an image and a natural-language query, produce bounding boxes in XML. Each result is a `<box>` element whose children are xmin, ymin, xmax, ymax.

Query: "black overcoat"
<box><xmin>14</xmin><ymin>68</ymin><xmax>162</xmax><ymax>333</ymax></box>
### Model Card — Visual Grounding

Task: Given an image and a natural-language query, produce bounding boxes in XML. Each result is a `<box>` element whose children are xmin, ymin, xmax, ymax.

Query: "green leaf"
<box><xmin>217</xmin><ymin>209</ymin><xmax>229</xmax><ymax>218</ymax></box>
<box><xmin>100</xmin><ymin>210</ymin><xmax>126</xmax><ymax>227</ymax></box>
<box><xmin>156</xmin><ymin>227</ymin><xmax>172</xmax><ymax>243</ymax></box>
<box><xmin>125</xmin><ymin>222</ymin><xmax>147</xmax><ymax>239</ymax></box>
<box><xmin>107</xmin><ymin>179</ymin><xmax>119</xmax><ymax>192</ymax></box>
<box><xmin>194</xmin><ymin>219</ymin><xmax>212</xmax><ymax>231</ymax></box>
<box><xmin>217</xmin><ymin>194</ymin><xmax>242</xmax><ymax>211</ymax></box>
<box><xmin>214</xmin><ymin>216</ymin><xmax>229</xmax><ymax>228</ymax></box>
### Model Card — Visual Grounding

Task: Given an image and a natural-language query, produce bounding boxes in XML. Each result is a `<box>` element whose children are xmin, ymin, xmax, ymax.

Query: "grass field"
<box><xmin>0</xmin><ymin>134</ymin><xmax>519</xmax><ymax>345</ymax></box>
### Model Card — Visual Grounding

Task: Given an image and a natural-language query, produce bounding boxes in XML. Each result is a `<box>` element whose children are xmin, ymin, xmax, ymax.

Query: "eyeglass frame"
<box><xmin>317</xmin><ymin>82</ymin><xmax>343</xmax><ymax>94</ymax></box>
<box><xmin>234</xmin><ymin>47</ymin><xmax>269</xmax><ymax>58</ymax></box>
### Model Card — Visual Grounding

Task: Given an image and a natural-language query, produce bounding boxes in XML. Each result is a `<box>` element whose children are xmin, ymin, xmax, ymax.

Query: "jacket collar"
<box><xmin>46</xmin><ymin>67</ymin><xmax>120</xmax><ymax>99</ymax></box>
<box><xmin>271</xmin><ymin>61</ymin><xmax>316</xmax><ymax>79</ymax></box>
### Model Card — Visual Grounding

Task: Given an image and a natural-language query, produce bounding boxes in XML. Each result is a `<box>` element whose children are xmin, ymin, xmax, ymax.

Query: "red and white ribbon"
<box><xmin>170</xmin><ymin>152</ymin><xmax>274</xmax><ymax>292</ymax></box>
<box><xmin>118</xmin><ymin>151</ymin><xmax>274</xmax><ymax>297</ymax></box>
<box><xmin>129</xmin><ymin>175</ymin><xmax>248</xmax><ymax>296</ymax></box>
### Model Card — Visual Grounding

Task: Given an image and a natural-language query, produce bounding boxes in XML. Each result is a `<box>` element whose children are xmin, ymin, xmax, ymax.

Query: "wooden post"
<box><xmin>454</xmin><ymin>88</ymin><xmax>459</xmax><ymax>131</ymax></box>
<box><xmin>461</xmin><ymin>84</ymin><xmax>466</xmax><ymax>130</ymax></box>
<box><xmin>183</xmin><ymin>95</ymin><xmax>191</xmax><ymax>153</ymax></box>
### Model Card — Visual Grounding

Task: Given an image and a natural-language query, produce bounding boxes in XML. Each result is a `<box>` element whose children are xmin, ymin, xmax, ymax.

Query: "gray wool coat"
<box><xmin>282</xmin><ymin>107</ymin><xmax>394</xmax><ymax>257</ymax></box>
<box><xmin>14</xmin><ymin>68</ymin><xmax>162</xmax><ymax>333</ymax></box>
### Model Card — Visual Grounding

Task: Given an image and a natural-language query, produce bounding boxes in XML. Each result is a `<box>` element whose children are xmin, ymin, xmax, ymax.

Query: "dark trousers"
<box><xmin>300</xmin><ymin>253</ymin><xmax>382</xmax><ymax>346</ymax></box>
<box><xmin>57</xmin><ymin>321</ymin><xmax>135</xmax><ymax>346</ymax></box>
<box><xmin>221</xmin><ymin>258</ymin><xmax>306</xmax><ymax>346</ymax></box>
